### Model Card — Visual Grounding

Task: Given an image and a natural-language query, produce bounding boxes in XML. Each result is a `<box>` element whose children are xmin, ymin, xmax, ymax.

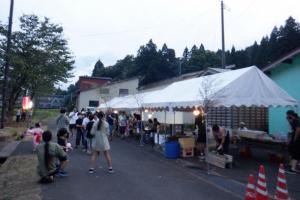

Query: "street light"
<box><xmin>1</xmin><ymin>0</ymin><xmax>14</xmax><ymax>129</ymax></box>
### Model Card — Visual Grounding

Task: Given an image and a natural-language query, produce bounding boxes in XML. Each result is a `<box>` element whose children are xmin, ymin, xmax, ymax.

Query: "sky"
<box><xmin>0</xmin><ymin>0</ymin><xmax>299</xmax><ymax>89</ymax></box>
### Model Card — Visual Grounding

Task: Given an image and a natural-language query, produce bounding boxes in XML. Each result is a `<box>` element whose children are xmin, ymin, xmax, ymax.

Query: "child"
<box><xmin>32</xmin><ymin>122</ymin><xmax>44</xmax><ymax>151</ymax></box>
<box><xmin>57</xmin><ymin>128</ymin><xmax>70</xmax><ymax>152</ymax></box>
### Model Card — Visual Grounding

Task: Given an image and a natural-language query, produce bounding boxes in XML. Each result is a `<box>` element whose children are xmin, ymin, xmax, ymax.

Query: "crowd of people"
<box><xmin>34</xmin><ymin>107</ymin><xmax>161</xmax><ymax>183</ymax></box>
<box><xmin>32</xmin><ymin>107</ymin><xmax>300</xmax><ymax>183</ymax></box>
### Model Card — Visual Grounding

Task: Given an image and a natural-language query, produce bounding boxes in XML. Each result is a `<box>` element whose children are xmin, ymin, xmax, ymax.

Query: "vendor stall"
<box><xmin>141</xmin><ymin>66</ymin><xmax>298</xmax><ymax>167</ymax></box>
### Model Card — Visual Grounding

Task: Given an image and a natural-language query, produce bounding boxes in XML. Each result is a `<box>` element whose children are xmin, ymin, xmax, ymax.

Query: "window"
<box><xmin>119</xmin><ymin>89</ymin><xmax>129</xmax><ymax>96</ymax></box>
<box><xmin>89</xmin><ymin>100</ymin><xmax>99</xmax><ymax>107</ymax></box>
<box><xmin>100</xmin><ymin>88</ymin><xmax>110</xmax><ymax>94</ymax></box>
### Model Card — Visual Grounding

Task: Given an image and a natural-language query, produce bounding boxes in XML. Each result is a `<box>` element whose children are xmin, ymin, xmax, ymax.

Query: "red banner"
<box><xmin>22</xmin><ymin>96</ymin><xmax>30</xmax><ymax>110</ymax></box>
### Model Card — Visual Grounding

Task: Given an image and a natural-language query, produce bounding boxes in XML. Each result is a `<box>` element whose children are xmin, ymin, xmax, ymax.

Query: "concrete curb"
<box><xmin>0</xmin><ymin>140</ymin><xmax>21</xmax><ymax>159</ymax></box>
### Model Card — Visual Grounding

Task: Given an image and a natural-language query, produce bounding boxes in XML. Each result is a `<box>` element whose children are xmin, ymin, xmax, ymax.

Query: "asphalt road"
<box><xmin>40</xmin><ymin>135</ymin><xmax>245</xmax><ymax>200</ymax></box>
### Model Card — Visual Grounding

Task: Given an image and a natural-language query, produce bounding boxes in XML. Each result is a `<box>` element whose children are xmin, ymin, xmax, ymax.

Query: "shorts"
<box><xmin>197</xmin><ymin>133</ymin><xmax>206</xmax><ymax>143</ymax></box>
<box><xmin>69</xmin><ymin>124</ymin><xmax>76</xmax><ymax>130</ymax></box>
<box><xmin>58</xmin><ymin>155</ymin><xmax>68</xmax><ymax>162</ymax></box>
<box><xmin>289</xmin><ymin>140</ymin><xmax>300</xmax><ymax>160</ymax></box>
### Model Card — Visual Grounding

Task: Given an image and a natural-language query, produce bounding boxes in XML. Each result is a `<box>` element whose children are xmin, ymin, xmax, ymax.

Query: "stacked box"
<box><xmin>178</xmin><ymin>137</ymin><xmax>195</xmax><ymax>158</ymax></box>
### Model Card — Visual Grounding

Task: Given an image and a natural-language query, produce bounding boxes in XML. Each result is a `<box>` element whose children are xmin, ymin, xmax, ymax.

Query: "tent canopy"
<box><xmin>141</xmin><ymin>66</ymin><xmax>298</xmax><ymax>109</ymax></box>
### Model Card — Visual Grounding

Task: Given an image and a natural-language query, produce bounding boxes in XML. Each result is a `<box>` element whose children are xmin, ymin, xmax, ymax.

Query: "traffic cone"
<box><xmin>274</xmin><ymin>164</ymin><xmax>290</xmax><ymax>200</ymax></box>
<box><xmin>244</xmin><ymin>174</ymin><xmax>256</xmax><ymax>200</ymax></box>
<box><xmin>256</xmin><ymin>165</ymin><xmax>269</xmax><ymax>200</ymax></box>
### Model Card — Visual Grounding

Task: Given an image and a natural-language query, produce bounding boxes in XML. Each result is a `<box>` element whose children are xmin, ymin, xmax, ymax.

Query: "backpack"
<box><xmin>86</xmin><ymin>121</ymin><xmax>94</xmax><ymax>139</ymax></box>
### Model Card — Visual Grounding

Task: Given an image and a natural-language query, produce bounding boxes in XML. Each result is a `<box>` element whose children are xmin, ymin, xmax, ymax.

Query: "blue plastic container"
<box><xmin>164</xmin><ymin>141</ymin><xmax>180</xmax><ymax>159</ymax></box>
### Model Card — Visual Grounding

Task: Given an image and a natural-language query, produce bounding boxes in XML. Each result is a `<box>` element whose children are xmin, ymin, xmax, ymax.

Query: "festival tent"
<box><xmin>99</xmin><ymin>90</ymin><xmax>162</xmax><ymax>110</ymax></box>
<box><xmin>141</xmin><ymin>66</ymin><xmax>298</xmax><ymax>109</ymax></box>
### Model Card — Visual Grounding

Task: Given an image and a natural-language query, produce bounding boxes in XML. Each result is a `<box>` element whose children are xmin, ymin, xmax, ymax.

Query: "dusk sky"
<box><xmin>1</xmin><ymin>0</ymin><xmax>299</xmax><ymax>88</ymax></box>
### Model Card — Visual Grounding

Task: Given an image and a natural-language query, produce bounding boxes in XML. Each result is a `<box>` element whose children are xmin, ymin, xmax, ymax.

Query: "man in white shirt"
<box><xmin>68</xmin><ymin>108</ymin><xmax>78</xmax><ymax>138</ymax></box>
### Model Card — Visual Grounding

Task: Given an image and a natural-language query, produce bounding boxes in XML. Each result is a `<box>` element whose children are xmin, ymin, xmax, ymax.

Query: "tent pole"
<box><xmin>173</xmin><ymin>111</ymin><xmax>176</xmax><ymax>136</ymax></box>
<box><xmin>164</xmin><ymin>110</ymin><xmax>167</xmax><ymax>142</ymax></box>
<box><xmin>205</xmin><ymin>110</ymin><xmax>210</xmax><ymax>175</ymax></box>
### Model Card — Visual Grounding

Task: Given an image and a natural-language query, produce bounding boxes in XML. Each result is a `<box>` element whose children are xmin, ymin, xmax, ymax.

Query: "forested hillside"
<box><xmin>92</xmin><ymin>16</ymin><xmax>300</xmax><ymax>85</ymax></box>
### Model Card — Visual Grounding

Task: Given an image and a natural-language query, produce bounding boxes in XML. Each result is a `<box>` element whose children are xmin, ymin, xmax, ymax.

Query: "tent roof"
<box><xmin>142</xmin><ymin>66</ymin><xmax>298</xmax><ymax>109</ymax></box>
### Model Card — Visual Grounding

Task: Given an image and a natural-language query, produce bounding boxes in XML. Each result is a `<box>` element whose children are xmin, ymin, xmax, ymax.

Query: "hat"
<box><xmin>240</xmin><ymin>122</ymin><xmax>246</xmax><ymax>126</ymax></box>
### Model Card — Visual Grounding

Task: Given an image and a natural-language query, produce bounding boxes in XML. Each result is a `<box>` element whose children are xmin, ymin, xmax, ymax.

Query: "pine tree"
<box><xmin>92</xmin><ymin>59</ymin><xmax>105</xmax><ymax>77</ymax></box>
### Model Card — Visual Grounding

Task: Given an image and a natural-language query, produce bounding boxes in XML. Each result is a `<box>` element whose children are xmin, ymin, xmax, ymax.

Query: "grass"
<box><xmin>33</xmin><ymin>109</ymin><xmax>59</xmax><ymax>122</ymax></box>
<box><xmin>0</xmin><ymin>155</ymin><xmax>41</xmax><ymax>200</ymax></box>
<box><xmin>0</xmin><ymin>109</ymin><xmax>57</xmax><ymax>142</ymax></box>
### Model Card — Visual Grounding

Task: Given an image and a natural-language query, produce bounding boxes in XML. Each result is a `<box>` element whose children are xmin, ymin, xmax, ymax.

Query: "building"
<box><xmin>138</xmin><ymin>67</ymin><xmax>231</xmax><ymax>92</ymax></box>
<box><xmin>77</xmin><ymin>77</ymin><xmax>139</xmax><ymax>110</ymax></box>
<box><xmin>77</xmin><ymin>76</ymin><xmax>112</xmax><ymax>110</ymax></box>
<box><xmin>263</xmin><ymin>48</ymin><xmax>300</xmax><ymax>135</ymax></box>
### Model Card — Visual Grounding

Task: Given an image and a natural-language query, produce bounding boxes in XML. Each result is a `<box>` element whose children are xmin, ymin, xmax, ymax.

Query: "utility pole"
<box><xmin>221</xmin><ymin>0</ymin><xmax>226</xmax><ymax>69</ymax></box>
<box><xmin>1</xmin><ymin>0</ymin><xmax>14</xmax><ymax>129</ymax></box>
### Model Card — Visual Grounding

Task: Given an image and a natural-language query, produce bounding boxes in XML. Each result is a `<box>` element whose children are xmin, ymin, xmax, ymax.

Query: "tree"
<box><xmin>92</xmin><ymin>59</ymin><xmax>105</xmax><ymax>77</ymax></box>
<box><xmin>0</xmin><ymin>14</ymin><xmax>74</xmax><ymax>117</ymax></box>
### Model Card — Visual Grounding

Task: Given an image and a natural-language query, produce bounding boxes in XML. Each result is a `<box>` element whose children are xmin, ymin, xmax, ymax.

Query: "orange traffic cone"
<box><xmin>256</xmin><ymin>165</ymin><xmax>269</xmax><ymax>200</ymax></box>
<box><xmin>274</xmin><ymin>164</ymin><xmax>290</xmax><ymax>200</ymax></box>
<box><xmin>245</xmin><ymin>174</ymin><xmax>256</xmax><ymax>200</ymax></box>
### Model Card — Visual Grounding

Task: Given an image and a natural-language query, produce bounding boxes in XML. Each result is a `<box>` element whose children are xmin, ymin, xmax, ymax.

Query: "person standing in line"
<box><xmin>75</xmin><ymin>113</ymin><xmax>85</xmax><ymax>149</ymax></box>
<box><xmin>68</xmin><ymin>108</ymin><xmax>78</xmax><ymax>138</ymax></box>
<box><xmin>28</xmin><ymin>109</ymin><xmax>33</xmax><ymax>123</ymax></box>
<box><xmin>106</xmin><ymin>110</ymin><xmax>115</xmax><ymax>141</ymax></box>
<box><xmin>119</xmin><ymin>111</ymin><xmax>127</xmax><ymax>140</ymax></box>
<box><xmin>21</xmin><ymin>110</ymin><xmax>26</xmax><ymax>122</ymax></box>
<box><xmin>89</xmin><ymin>111</ymin><xmax>113</xmax><ymax>174</ymax></box>
<box><xmin>134</xmin><ymin>113</ymin><xmax>144</xmax><ymax>146</ymax></box>
<box><xmin>195</xmin><ymin>115</ymin><xmax>206</xmax><ymax>160</ymax></box>
<box><xmin>16</xmin><ymin>109</ymin><xmax>21</xmax><ymax>123</ymax></box>
<box><xmin>152</xmin><ymin>118</ymin><xmax>160</xmax><ymax>148</ymax></box>
<box><xmin>86</xmin><ymin>114</ymin><xmax>95</xmax><ymax>154</ymax></box>
<box><xmin>146</xmin><ymin>119</ymin><xmax>154</xmax><ymax>146</ymax></box>
<box><xmin>56</xmin><ymin>108</ymin><xmax>70</xmax><ymax>135</ymax></box>
<box><xmin>286</xmin><ymin>110</ymin><xmax>300</xmax><ymax>173</ymax></box>
<box><xmin>82</xmin><ymin>112</ymin><xmax>90</xmax><ymax>152</ymax></box>
<box><xmin>114</xmin><ymin>113</ymin><xmax>119</xmax><ymax>136</ymax></box>
<box><xmin>36</xmin><ymin>131</ymin><xmax>68</xmax><ymax>183</ymax></box>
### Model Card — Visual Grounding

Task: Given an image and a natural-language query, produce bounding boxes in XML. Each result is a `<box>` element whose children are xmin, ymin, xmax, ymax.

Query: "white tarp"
<box><xmin>142</xmin><ymin>66</ymin><xmax>298</xmax><ymax>108</ymax></box>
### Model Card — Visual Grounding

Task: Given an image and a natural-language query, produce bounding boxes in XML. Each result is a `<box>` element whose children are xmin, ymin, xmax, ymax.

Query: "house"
<box><xmin>77</xmin><ymin>77</ymin><xmax>139</xmax><ymax>110</ymax></box>
<box><xmin>263</xmin><ymin>48</ymin><xmax>300</xmax><ymax>135</ymax></box>
<box><xmin>77</xmin><ymin>76</ymin><xmax>112</xmax><ymax>110</ymax></box>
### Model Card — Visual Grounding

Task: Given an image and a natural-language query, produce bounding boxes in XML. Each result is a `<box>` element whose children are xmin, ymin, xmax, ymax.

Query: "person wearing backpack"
<box><xmin>86</xmin><ymin>114</ymin><xmax>95</xmax><ymax>154</ymax></box>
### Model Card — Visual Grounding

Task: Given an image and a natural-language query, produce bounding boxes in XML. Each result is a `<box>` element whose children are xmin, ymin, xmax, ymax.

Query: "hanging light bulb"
<box><xmin>193</xmin><ymin>109</ymin><xmax>200</xmax><ymax>116</ymax></box>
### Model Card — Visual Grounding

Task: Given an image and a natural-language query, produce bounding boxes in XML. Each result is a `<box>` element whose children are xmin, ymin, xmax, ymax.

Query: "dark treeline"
<box><xmin>91</xmin><ymin>16</ymin><xmax>300</xmax><ymax>86</ymax></box>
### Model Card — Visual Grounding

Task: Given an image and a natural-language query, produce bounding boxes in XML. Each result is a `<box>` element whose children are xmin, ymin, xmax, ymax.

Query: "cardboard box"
<box><xmin>178</xmin><ymin>137</ymin><xmax>195</xmax><ymax>148</ymax></box>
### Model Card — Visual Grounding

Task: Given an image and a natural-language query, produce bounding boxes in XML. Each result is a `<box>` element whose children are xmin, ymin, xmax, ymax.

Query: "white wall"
<box><xmin>100</xmin><ymin>78</ymin><xmax>139</xmax><ymax>102</ymax></box>
<box><xmin>142</xmin><ymin>111</ymin><xmax>195</xmax><ymax>124</ymax></box>
<box><xmin>78</xmin><ymin>88</ymin><xmax>101</xmax><ymax>110</ymax></box>
<box><xmin>78</xmin><ymin>78</ymin><xmax>139</xmax><ymax>110</ymax></box>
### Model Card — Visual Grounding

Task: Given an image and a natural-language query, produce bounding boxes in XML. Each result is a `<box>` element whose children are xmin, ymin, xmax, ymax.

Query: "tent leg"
<box><xmin>205</xmin><ymin>112</ymin><xmax>210</xmax><ymax>175</ymax></box>
<box><xmin>173</xmin><ymin>111</ymin><xmax>176</xmax><ymax>136</ymax></box>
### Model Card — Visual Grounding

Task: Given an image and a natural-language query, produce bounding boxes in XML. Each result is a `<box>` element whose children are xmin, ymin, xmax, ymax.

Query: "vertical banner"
<box><xmin>22</xmin><ymin>96</ymin><xmax>30</xmax><ymax>110</ymax></box>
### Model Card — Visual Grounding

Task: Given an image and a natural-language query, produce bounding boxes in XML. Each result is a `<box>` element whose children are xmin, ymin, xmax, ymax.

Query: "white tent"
<box><xmin>142</xmin><ymin>66</ymin><xmax>298</xmax><ymax>109</ymax></box>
